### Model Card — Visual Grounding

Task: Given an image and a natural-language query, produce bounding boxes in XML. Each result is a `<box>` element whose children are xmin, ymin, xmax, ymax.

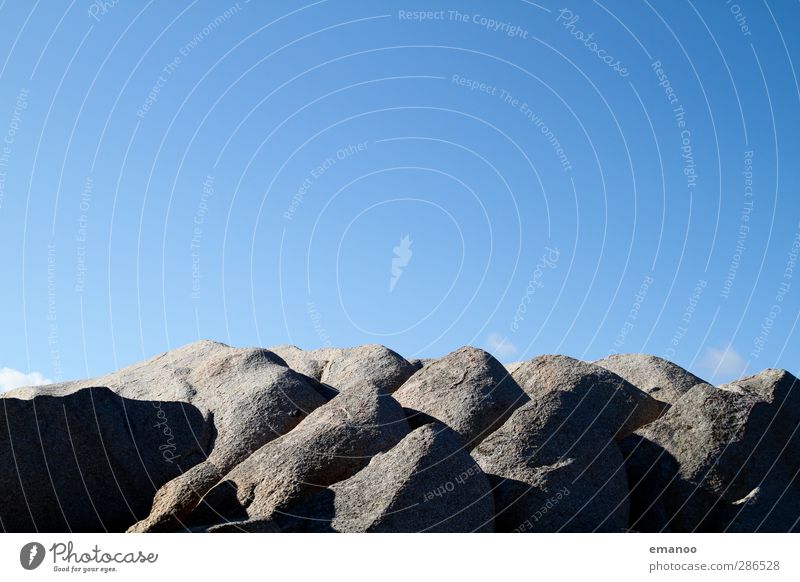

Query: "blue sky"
<box><xmin>0</xmin><ymin>0</ymin><xmax>797</xmax><ymax>390</ymax></box>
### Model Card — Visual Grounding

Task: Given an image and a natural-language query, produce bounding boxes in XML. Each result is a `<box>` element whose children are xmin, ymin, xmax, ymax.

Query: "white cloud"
<box><xmin>486</xmin><ymin>332</ymin><xmax>519</xmax><ymax>360</ymax></box>
<box><xmin>700</xmin><ymin>346</ymin><xmax>747</xmax><ymax>381</ymax></box>
<box><xmin>0</xmin><ymin>367</ymin><xmax>52</xmax><ymax>393</ymax></box>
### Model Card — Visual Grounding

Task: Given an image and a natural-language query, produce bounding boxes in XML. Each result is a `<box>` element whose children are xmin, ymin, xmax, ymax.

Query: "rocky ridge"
<box><xmin>1</xmin><ymin>341</ymin><xmax>797</xmax><ymax>532</ymax></box>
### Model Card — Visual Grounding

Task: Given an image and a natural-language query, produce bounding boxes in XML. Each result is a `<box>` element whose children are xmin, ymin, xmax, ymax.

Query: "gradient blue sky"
<box><xmin>0</xmin><ymin>0</ymin><xmax>798</xmax><ymax>390</ymax></box>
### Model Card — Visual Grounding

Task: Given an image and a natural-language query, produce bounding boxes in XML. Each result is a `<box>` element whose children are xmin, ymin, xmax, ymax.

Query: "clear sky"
<box><xmin>0</xmin><ymin>0</ymin><xmax>798</xmax><ymax>390</ymax></box>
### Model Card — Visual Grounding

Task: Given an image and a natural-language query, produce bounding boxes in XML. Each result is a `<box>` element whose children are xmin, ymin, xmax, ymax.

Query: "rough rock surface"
<box><xmin>394</xmin><ymin>347</ymin><xmax>529</xmax><ymax>448</ymax></box>
<box><xmin>504</xmin><ymin>362</ymin><xmax>524</xmax><ymax>375</ymax></box>
<box><xmin>2</xmin><ymin>341</ymin><xmax>797</xmax><ymax>533</ymax></box>
<box><xmin>472</xmin><ymin>395</ymin><xmax>630</xmax><ymax>532</ymax></box>
<box><xmin>267</xmin><ymin>344</ymin><xmax>333</xmax><ymax>380</ymax></box>
<box><xmin>0</xmin><ymin>387</ymin><xmax>209</xmax><ymax>532</ymax></box>
<box><xmin>268</xmin><ymin>344</ymin><xmax>415</xmax><ymax>395</ymax></box>
<box><xmin>293</xmin><ymin>423</ymin><xmax>495</xmax><ymax>532</ymax></box>
<box><xmin>722</xmin><ymin>480</ymin><xmax>800</xmax><ymax>533</ymax></box>
<box><xmin>594</xmin><ymin>353</ymin><xmax>706</xmax><ymax>405</ymax></box>
<box><xmin>623</xmin><ymin>370</ymin><xmax>800</xmax><ymax>532</ymax></box>
<box><xmin>185</xmin><ymin>383</ymin><xmax>410</xmax><ymax>530</ymax></box>
<box><xmin>4</xmin><ymin>340</ymin><xmax>329</xmax><ymax>533</ymax></box>
<box><xmin>407</xmin><ymin>358</ymin><xmax>435</xmax><ymax>371</ymax></box>
<box><xmin>512</xmin><ymin>355</ymin><xmax>665</xmax><ymax>439</ymax></box>
<box><xmin>320</xmin><ymin>344</ymin><xmax>416</xmax><ymax>394</ymax></box>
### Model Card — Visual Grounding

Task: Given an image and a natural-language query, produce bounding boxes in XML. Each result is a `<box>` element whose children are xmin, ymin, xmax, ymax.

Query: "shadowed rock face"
<box><xmin>472</xmin><ymin>393</ymin><xmax>630</xmax><ymax>533</ymax></box>
<box><xmin>119</xmin><ymin>343</ymin><xmax>328</xmax><ymax>532</ymax></box>
<box><xmin>394</xmin><ymin>347</ymin><xmax>529</xmax><ymax>449</ymax></box>
<box><xmin>594</xmin><ymin>353</ymin><xmax>706</xmax><ymax>406</ymax></box>
<box><xmin>267</xmin><ymin>345</ymin><xmax>335</xmax><ymax>381</ymax></box>
<box><xmin>185</xmin><ymin>383</ymin><xmax>410</xmax><ymax>531</ymax></box>
<box><xmin>623</xmin><ymin>370</ymin><xmax>800</xmax><ymax>532</ymax></box>
<box><xmin>0</xmin><ymin>387</ymin><xmax>210</xmax><ymax>532</ymax></box>
<box><xmin>6</xmin><ymin>341</ymin><xmax>328</xmax><ymax>466</ymax></box>
<box><xmin>291</xmin><ymin>423</ymin><xmax>495</xmax><ymax>532</ymax></box>
<box><xmin>4</xmin><ymin>341</ymin><xmax>329</xmax><ymax>533</ymax></box>
<box><xmin>1</xmin><ymin>341</ymin><xmax>796</xmax><ymax>533</ymax></box>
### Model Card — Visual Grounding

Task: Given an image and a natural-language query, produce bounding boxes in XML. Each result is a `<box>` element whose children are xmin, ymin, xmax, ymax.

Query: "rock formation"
<box><xmin>393</xmin><ymin>346</ymin><xmax>529</xmax><ymax>448</ymax></box>
<box><xmin>594</xmin><ymin>353</ymin><xmax>707</xmax><ymax>406</ymax></box>
<box><xmin>1</xmin><ymin>343</ymin><xmax>796</xmax><ymax>533</ymax></box>
<box><xmin>623</xmin><ymin>369</ymin><xmax>800</xmax><ymax>532</ymax></box>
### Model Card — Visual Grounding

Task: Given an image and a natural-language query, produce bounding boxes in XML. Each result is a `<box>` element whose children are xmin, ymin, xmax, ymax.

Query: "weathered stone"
<box><xmin>504</xmin><ymin>362</ymin><xmax>524</xmax><ymax>375</ymax></box>
<box><xmin>186</xmin><ymin>383</ymin><xmax>410</xmax><ymax>530</ymax></box>
<box><xmin>407</xmin><ymin>358</ymin><xmax>435</xmax><ymax>371</ymax></box>
<box><xmin>5</xmin><ymin>340</ymin><xmax>329</xmax><ymax>532</ymax></box>
<box><xmin>268</xmin><ymin>344</ymin><xmax>416</xmax><ymax>395</ymax></box>
<box><xmin>4</xmin><ymin>340</ymin><xmax>795</xmax><ymax>534</ymax></box>
<box><xmin>595</xmin><ymin>353</ymin><xmax>706</xmax><ymax>405</ymax></box>
<box><xmin>320</xmin><ymin>344</ymin><xmax>416</xmax><ymax>394</ymax></box>
<box><xmin>472</xmin><ymin>396</ymin><xmax>630</xmax><ymax>532</ymax></box>
<box><xmin>394</xmin><ymin>347</ymin><xmax>528</xmax><ymax>448</ymax></box>
<box><xmin>267</xmin><ymin>345</ymin><xmax>336</xmax><ymax>381</ymax></box>
<box><xmin>0</xmin><ymin>387</ymin><xmax>209</xmax><ymax>532</ymax></box>
<box><xmin>722</xmin><ymin>477</ymin><xmax>800</xmax><ymax>533</ymax></box>
<box><xmin>512</xmin><ymin>355</ymin><xmax>665</xmax><ymax>439</ymax></box>
<box><xmin>294</xmin><ymin>423</ymin><xmax>494</xmax><ymax>532</ymax></box>
<box><xmin>624</xmin><ymin>370</ymin><xmax>800</xmax><ymax>532</ymax></box>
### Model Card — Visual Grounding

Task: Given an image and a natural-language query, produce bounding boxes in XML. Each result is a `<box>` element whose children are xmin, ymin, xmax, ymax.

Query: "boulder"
<box><xmin>4</xmin><ymin>337</ymin><xmax>796</xmax><ymax>534</ymax></box>
<box><xmin>0</xmin><ymin>387</ymin><xmax>209</xmax><ymax>532</ymax></box>
<box><xmin>394</xmin><ymin>346</ymin><xmax>529</xmax><ymax>448</ymax></box>
<box><xmin>267</xmin><ymin>344</ymin><xmax>331</xmax><ymax>380</ymax></box>
<box><xmin>623</xmin><ymin>370</ymin><xmax>800</xmax><ymax>532</ymax></box>
<box><xmin>594</xmin><ymin>353</ymin><xmax>706</xmax><ymax>405</ymax></box>
<box><xmin>5</xmin><ymin>340</ymin><xmax>329</xmax><ymax>532</ymax></box>
<box><xmin>186</xmin><ymin>383</ymin><xmax>410</xmax><ymax>530</ymax></box>
<box><xmin>472</xmin><ymin>395</ymin><xmax>630</xmax><ymax>532</ymax></box>
<box><xmin>734</xmin><ymin>369</ymin><xmax>800</xmax><ymax>470</ymax></box>
<box><xmin>129</xmin><ymin>343</ymin><xmax>329</xmax><ymax>531</ymax></box>
<box><xmin>512</xmin><ymin>355</ymin><xmax>665</xmax><ymax>439</ymax></box>
<box><xmin>320</xmin><ymin>344</ymin><xmax>416</xmax><ymax>394</ymax></box>
<box><xmin>267</xmin><ymin>344</ymin><xmax>415</xmax><ymax>395</ymax></box>
<box><xmin>293</xmin><ymin>423</ymin><xmax>495</xmax><ymax>532</ymax></box>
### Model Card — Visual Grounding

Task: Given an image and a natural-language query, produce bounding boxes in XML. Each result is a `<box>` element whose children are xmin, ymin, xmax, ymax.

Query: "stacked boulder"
<box><xmin>472</xmin><ymin>355</ymin><xmax>664</xmax><ymax>532</ymax></box>
<box><xmin>1</xmin><ymin>341</ymin><xmax>797</xmax><ymax>532</ymax></box>
<box><xmin>622</xmin><ymin>369</ymin><xmax>800</xmax><ymax>532</ymax></box>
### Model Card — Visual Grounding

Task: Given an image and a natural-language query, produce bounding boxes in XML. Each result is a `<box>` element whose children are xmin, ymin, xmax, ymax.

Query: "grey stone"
<box><xmin>267</xmin><ymin>345</ymin><xmax>327</xmax><ymax>380</ymax></box>
<box><xmin>722</xmin><ymin>478</ymin><xmax>800</xmax><ymax>533</ymax></box>
<box><xmin>472</xmin><ymin>395</ymin><xmax>630</xmax><ymax>532</ymax></box>
<box><xmin>268</xmin><ymin>344</ymin><xmax>415</xmax><ymax>395</ymax></box>
<box><xmin>512</xmin><ymin>355</ymin><xmax>665</xmax><ymax>439</ymax></box>
<box><xmin>504</xmin><ymin>362</ymin><xmax>524</xmax><ymax>375</ymax></box>
<box><xmin>294</xmin><ymin>423</ymin><xmax>494</xmax><ymax>532</ymax></box>
<box><xmin>5</xmin><ymin>340</ymin><xmax>329</xmax><ymax>532</ymax></box>
<box><xmin>0</xmin><ymin>387</ymin><xmax>209</xmax><ymax>532</ymax></box>
<box><xmin>407</xmin><ymin>358</ymin><xmax>435</xmax><ymax>371</ymax></box>
<box><xmin>5</xmin><ymin>339</ymin><xmax>797</xmax><ymax>534</ymax></box>
<box><xmin>320</xmin><ymin>344</ymin><xmax>416</xmax><ymax>394</ymax></box>
<box><xmin>624</xmin><ymin>370</ymin><xmax>800</xmax><ymax>532</ymax></box>
<box><xmin>394</xmin><ymin>346</ymin><xmax>529</xmax><ymax>448</ymax></box>
<box><xmin>186</xmin><ymin>382</ymin><xmax>410</xmax><ymax>530</ymax></box>
<box><xmin>594</xmin><ymin>353</ymin><xmax>706</xmax><ymax>405</ymax></box>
